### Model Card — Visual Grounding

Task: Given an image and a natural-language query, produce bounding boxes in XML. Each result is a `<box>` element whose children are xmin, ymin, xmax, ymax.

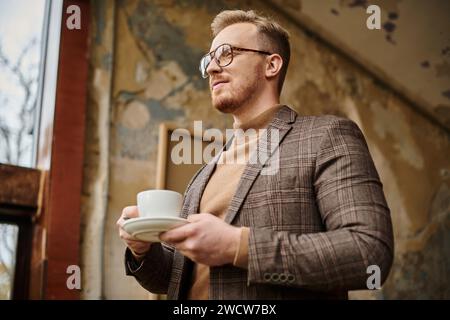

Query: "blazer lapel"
<box><xmin>170</xmin><ymin>137</ymin><xmax>233</xmax><ymax>299</ymax></box>
<box><xmin>224</xmin><ymin>105</ymin><xmax>297</xmax><ymax>225</ymax></box>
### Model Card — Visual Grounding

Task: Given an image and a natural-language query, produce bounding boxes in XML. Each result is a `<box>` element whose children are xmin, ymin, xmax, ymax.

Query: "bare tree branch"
<box><xmin>0</xmin><ymin>126</ymin><xmax>12</xmax><ymax>163</ymax></box>
<box><xmin>0</xmin><ymin>225</ymin><xmax>14</xmax><ymax>278</ymax></box>
<box><xmin>0</xmin><ymin>37</ymin><xmax>38</xmax><ymax>165</ymax></box>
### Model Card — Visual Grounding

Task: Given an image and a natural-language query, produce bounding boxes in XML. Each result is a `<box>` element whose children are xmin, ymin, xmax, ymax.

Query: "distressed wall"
<box><xmin>81</xmin><ymin>0</ymin><xmax>450</xmax><ymax>299</ymax></box>
<box><xmin>269</xmin><ymin>0</ymin><xmax>450</xmax><ymax>132</ymax></box>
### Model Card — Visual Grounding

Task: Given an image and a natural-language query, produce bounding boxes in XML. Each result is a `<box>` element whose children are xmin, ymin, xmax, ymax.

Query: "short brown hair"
<box><xmin>211</xmin><ymin>10</ymin><xmax>291</xmax><ymax>94</ymax></box>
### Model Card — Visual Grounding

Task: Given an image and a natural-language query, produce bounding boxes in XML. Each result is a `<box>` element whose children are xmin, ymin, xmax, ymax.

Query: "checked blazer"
<box><xmin>124</xmin><ymin>105</ymin><xmax>394</xmax><ymax>299</ymax></box>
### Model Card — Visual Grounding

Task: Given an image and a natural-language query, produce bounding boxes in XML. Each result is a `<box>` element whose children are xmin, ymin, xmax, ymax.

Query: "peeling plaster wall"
<box><xmin>82</xmin><ymin>0</ymin><xmax>450</xmax><ymax>299</ymax></box>
<box><xmin>80</xmin><ymin>0</ymin><xmax>117</xmax><ymax>299</ymax></box>
<box><xmin>269</xmin><ymin>0</ymin><xmax>450</xmax><ymax>132</ymax></box>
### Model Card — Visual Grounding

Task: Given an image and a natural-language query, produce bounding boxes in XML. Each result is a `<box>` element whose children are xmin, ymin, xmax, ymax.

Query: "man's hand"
<box><xmin>159</xmin><ymin>213</ymin><xmax>241</xmax><ymax>266</ymax></box>
<box><xmin>116</xmin><ymin>206</ymin><xmax>152</xmax><ymax>256</ymax></box>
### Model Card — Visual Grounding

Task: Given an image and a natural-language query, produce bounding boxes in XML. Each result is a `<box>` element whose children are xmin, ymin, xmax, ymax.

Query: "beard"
<box><xmin>212</xmin><ymin>74</ymin><xmax>261</xmax><ymax>114</ymax></box>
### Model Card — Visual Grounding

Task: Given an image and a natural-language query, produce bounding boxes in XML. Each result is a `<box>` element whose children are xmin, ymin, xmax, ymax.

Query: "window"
<box><xmin>0</xmin><ymin>0</ymin><xmax>47</xmax><ymax>300</ymax></box>
<box><xmin>0</xmin><ymin>0</ymin><xmax>47</xmax><ymax>167</ymax></box>
<box><xmin>0</xmin><ymin>0</ymin><xmax>87</xmax><ymax>299</ymax></box>
<box><xmin>0</xmin><ymin>224</ymin><xmax>19</xmax><ymax>300</ymax></box>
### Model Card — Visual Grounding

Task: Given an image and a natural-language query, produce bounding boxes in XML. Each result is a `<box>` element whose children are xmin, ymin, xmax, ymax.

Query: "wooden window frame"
<box><xmin>0</xmin><ymin>164</ymin><xmax>42</xmax><ymax>299</ymax></box>
<box><xmin>0</xmin><ymin>0</ymin><xmax>90</xmax><ymax>300</ymax></box>
<box><xmin>34</xmin><ymin>0</ymin><xmax>90</xmax><ymax>299</ymax></box>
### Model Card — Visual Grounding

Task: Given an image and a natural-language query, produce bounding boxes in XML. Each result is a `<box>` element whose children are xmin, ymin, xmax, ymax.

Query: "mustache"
<box><xmin>210</xmin><ymin>78</ymin><xmax>229</xmax><ymax>87</ymax></box>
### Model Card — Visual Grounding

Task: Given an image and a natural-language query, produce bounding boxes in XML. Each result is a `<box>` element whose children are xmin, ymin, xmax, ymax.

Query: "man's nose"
<box><xmin>206</xmin><ymin>58</ymin><xmax>221</xmax><ymax>76</ymax></box>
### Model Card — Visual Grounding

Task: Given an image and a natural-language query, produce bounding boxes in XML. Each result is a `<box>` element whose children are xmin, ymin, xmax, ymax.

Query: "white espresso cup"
<box><xmin>137</xmin><ymin>189</ymin><xmax>182</xmax><ymax>218</ymax></box>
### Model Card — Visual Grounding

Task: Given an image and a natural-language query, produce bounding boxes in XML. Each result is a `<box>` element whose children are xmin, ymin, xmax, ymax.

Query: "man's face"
<box><xmin>206</xmin><ymin>23</ymin><xmax>267</xmax><ymax>113</ymax></box>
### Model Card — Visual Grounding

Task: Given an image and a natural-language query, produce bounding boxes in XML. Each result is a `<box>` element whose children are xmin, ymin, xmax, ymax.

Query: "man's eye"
<box><xmin>221</xmin><ymin>50</ymin><xmax>232</xmax><ymax>58</ymax></box>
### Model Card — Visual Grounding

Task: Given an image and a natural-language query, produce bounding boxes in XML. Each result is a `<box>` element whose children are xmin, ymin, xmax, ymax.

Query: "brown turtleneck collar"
<box><xmin>232</xmin><ymin>104</ymin><xmax>285</xmax><ymax>131</ymax></box>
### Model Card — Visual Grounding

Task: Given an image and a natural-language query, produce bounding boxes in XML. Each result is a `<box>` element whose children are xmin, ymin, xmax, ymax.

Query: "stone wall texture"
<box><xmin>81</xmin><ymin>0</ymin><xmax>450</xmax><ymax>299</ymax></box>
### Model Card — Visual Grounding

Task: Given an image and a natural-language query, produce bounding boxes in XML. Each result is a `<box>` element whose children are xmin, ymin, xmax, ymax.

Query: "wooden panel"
<box><xmin>13</xmin><ymin>221</ymin><xmax>33</xmax><ymax>299</ymax></box>
<box><xmin>0</xmin><ymin>164</ymin><xmax>42</xmax><ymax>208</ymax></box>
<box><xmin>156</xmin><ymin>122</ymin><xmax>224</xmax><ymax>193</ymax></box>
<box><xmin>43</xmin><ymin>0</ymin><xmax>90</xmax><ymax>300</ymax></box>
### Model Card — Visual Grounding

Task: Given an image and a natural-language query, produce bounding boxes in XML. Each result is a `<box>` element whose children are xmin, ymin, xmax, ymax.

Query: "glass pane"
<box><xmin>0</xmin><ymin>224</ymin><xmax>19</xmax><ymax>300</ymax></box>
<box><xmin>0</xmin><ymin>0</ymin><xmax>47</xmax><ymax>167</ymax></box>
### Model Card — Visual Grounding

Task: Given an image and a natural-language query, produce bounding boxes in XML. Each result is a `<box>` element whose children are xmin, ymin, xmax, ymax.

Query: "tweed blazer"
<box><xmin>125</xmin><ymin>105</ymin><xmax>394</xmax><ymax>299</ymax></box>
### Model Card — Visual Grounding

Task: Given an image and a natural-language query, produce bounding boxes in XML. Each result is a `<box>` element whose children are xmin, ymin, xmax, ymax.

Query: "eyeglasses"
<box><xmin>199</xmin><ymin>43</ymin><xmax>272</xmax><ymax>78</ymax></box>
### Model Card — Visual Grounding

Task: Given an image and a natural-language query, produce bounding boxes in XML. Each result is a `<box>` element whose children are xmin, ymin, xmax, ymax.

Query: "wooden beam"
<box><xmin>0</xmin><ymin>164</ymin><xmax>42</xmax><ymax>209</ymax></box>
<box><xmin>43</xmin><ymin>0</ymin><xmax>90</xmax><ymax>300</ymax></box>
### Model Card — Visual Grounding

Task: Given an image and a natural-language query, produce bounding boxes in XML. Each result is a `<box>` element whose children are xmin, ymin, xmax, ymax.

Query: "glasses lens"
<box><xmin>199</xmin><ymin>54</ymin><xmax>211</xmax><ymax>78</ymax></box>
<box><xmin>199</xmin><ymin>44</ymin><xmax>233</xmax><ymax>78</ymax></box>
<box><xmin>217</xmin><ymin>44</ymin><xmax>232</xmax><ymax>67</ymax></box>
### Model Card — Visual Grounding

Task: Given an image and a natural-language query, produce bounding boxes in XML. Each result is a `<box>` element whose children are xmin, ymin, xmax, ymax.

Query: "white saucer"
<box><xmin>123</xmin><ymin>216</ymin><xmax>189</xmax><ymax>242</ymax></box>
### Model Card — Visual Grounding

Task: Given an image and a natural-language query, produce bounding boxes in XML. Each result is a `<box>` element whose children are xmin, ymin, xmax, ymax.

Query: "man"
<box><xmin>117</xmin><ymin>10</ymin><xmax>394</xmax><ymax>299</ymax></box>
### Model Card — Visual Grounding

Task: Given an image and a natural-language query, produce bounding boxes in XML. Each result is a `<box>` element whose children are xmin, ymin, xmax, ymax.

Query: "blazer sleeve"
<box><xmin>247</xmin><ymin>117</ymin><xmax>394</xmax><ymax>291</ymax></box>
<box><xmin>124</xmin><ymin>242</ymin><xmax>175</xmax><ymax>294</ymax></box>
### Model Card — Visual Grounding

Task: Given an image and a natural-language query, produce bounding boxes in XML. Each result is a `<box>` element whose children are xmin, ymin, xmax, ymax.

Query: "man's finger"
<box><xmin>117</xmin><ymin>206</ymin><xmax>139</xmax><ymax>227</ymax></box>
<box><xmin>116</xmin><ymin>217</ymin><xmax>127</xmax><ymax>227</ymax></box>
<box><xmin>187</xmin><ymin>213</ymin><xmax>211</xmax><ymax>222</ymax></box>
<box><xmin>126</xmin><ymin>239</ymin><xmax>150</xmax><ymax>245</ymax></box>
<box><xmin>120</xmin><ymin>229</ymin><xmax>138</xmax><ymax>241</ymax></box>
<box><xmin>159</xmin><ymin>224</ymin><xmax>192</xmax><ymax>243</ymax></box>
<box><xmin>123</xmin><ymin>206</ymin><xmax>139</xmax><ymax>218</ymax></box>
<box><xmin>186</xmin><ymin>215</ymin><xmax>200</xmax><ymax>223</ymax></box>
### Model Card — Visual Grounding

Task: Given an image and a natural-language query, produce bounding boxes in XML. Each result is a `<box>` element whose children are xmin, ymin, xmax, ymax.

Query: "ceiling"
<box><xmin>269</xmin><ymin>0</ymin><xmax>450</xmax><ymax>131</ymax></box>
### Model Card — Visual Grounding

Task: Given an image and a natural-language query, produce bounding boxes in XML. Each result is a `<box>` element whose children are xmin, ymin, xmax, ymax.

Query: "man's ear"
<box><xmin>265</xmin><ymin>54</ymin><xmax>283</xmax><ymax>79</ymax></box>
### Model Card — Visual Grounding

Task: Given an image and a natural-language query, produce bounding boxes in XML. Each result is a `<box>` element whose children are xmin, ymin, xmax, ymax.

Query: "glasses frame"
<box><xmin>199</xmin><ymin>43</ymin><xmax>272</xmax><ymax>78</ymax></box>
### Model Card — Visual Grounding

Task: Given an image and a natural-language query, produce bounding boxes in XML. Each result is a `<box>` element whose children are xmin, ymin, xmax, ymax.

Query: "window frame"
<box><xmin>0</xmin><ymin>0</ymin><xmax>90</xmax><ymax>300</ymax></box>
<box><xmin>0</xmin><ymin>164</ymin><xmax>42</xmax><ymax>299</ymax></box>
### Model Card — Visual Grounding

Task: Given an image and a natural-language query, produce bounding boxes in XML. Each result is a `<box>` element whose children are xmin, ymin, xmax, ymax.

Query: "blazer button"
<box><xmin>287</xmin><ymin>274</ymin><xmax>295</xmax><ymax>283</ymax></box>
<box><xmin>263</xmin><ymin>273</ymin><xmax>271</xmax><ymax>282</ymax></box>
<box><xmin>271</xmin><ymin>273</ymin><xmax>280</xmax><ymax>282</ymax></box>
<box><xmin>279</xmin><ymin>273</ymin><xmax>288</xmax><ymax>283</ymax></box>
